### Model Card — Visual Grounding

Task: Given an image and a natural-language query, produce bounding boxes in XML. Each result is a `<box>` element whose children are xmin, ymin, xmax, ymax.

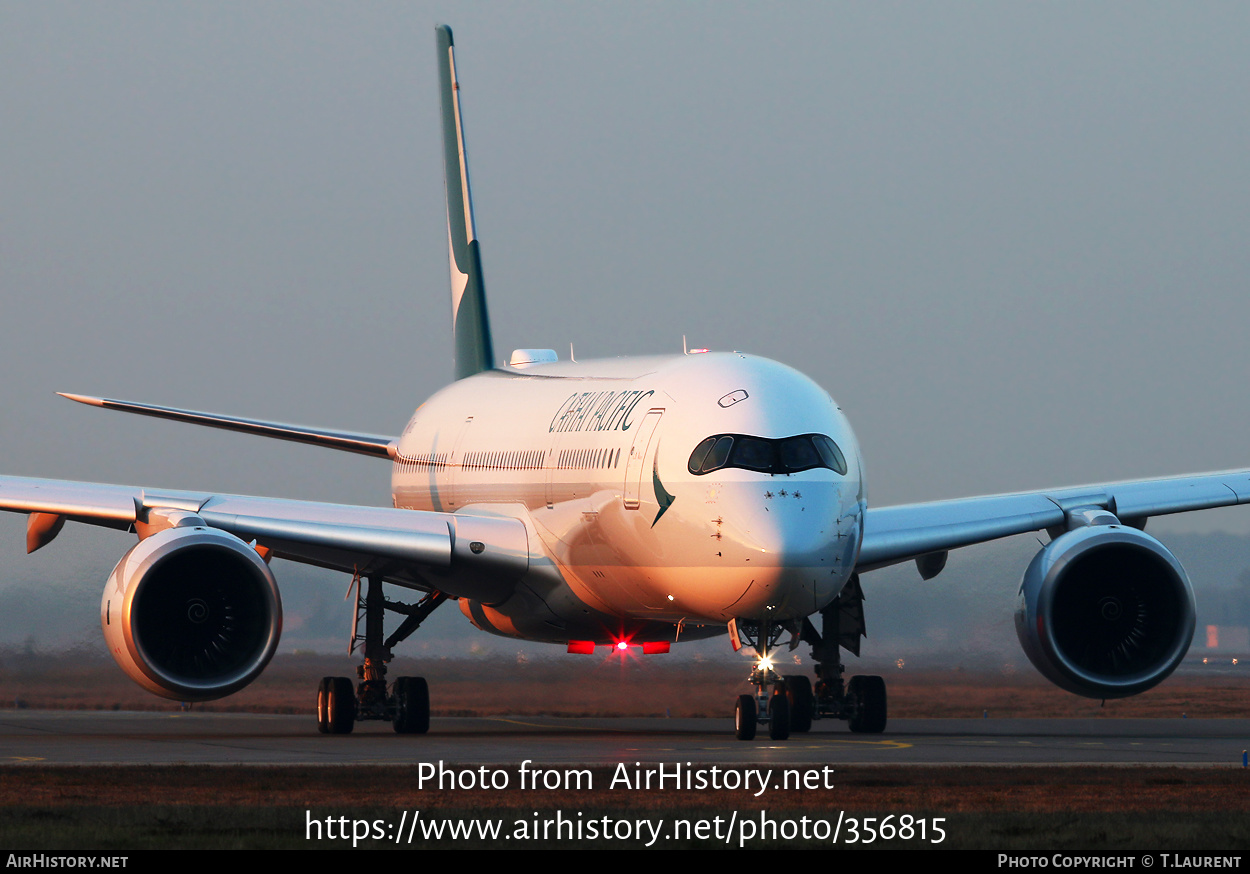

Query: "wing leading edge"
<box><xmin>0</xmin><ymin>475</ymin><xmax>527</xmax><ymax>603</ymax></box>
<box><xmin>857</xmin><ymin>468</ymin><xmax>1250</xmax><ymax>572</ymax></box>
<box><xmin>58</xmin><ymin>393</ymin><xmax>397</xmax><ymax>460</ymax></box>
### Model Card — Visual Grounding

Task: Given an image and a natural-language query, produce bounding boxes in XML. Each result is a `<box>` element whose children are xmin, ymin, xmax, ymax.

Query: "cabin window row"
<box><xmin>556</xmin><ymin>447</ymin><xmax>621</xmax><ymax>470</ymax></box>
<box><xmin>396</xmin><ymin>453</ymin><xmax>451</xmax><ymax>469</ymax></box>
<box><xmin>397</xmin><ymin>448</ymin><xmax>625</xmax><ymax>471</ymax></box>
<box><xmin>462</xmin><ymin>450</ymin><xmax>546</xmax><ymax>470</ymax></box>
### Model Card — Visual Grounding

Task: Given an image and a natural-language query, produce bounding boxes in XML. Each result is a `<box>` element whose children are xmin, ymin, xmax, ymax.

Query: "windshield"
<box><xmin>687</xmin><ymin>433</ymin><xmax>847</xmax><ymax>476</ymax></box>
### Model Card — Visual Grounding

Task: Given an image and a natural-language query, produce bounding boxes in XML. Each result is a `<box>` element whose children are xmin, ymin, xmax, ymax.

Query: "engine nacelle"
<box><xmin>1015</xmin><ymin>524</ymin><xmax>1195</xmax><ymax>699</ymax></box>
<box><xmin>101</xmin><ymin>526</ymin><xmax>282</xmax><ymax>702</ymax></box>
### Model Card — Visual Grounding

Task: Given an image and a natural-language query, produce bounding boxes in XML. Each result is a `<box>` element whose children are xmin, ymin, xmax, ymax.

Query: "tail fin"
<box><xmin>436</xmin><ymin>24</ymin><xmax>495</xmax><ymax>380</ymax></box>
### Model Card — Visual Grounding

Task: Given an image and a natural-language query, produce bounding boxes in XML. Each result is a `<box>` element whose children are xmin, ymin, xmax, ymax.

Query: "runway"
<box><xmin>0</xmin><ymin>711</ymin><xmax>1247</xmax><ymax>766</ymax></box>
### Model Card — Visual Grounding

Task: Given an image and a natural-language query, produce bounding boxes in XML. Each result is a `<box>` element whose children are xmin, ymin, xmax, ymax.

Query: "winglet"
<box><xmin>436</xmin><ymin>24</ymin><xmax>495</xmax><ymax>380</ymax></box>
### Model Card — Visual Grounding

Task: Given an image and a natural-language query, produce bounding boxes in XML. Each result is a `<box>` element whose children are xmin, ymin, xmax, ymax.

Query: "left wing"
<box><xmin>57</xmin><ymin>393</ymin><xmax>398</xmax><ymax>460</ymax></box>
<box><xmin>0</xmin><ymin>475</ymin><xmax>527</xmax><ymax>602</ymax></box>
<box><xmin>857</xmin><ymin>468</ymin><xmax>1250</xmax><ymax>572</ymax></box>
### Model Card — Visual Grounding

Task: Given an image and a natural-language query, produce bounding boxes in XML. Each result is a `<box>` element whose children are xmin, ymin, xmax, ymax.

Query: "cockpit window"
<box><xmin>813</xmin><ymin>435</ymin><xmax>847</xmax><ymax>475</ymax></box>
<box><xmin>705</xmin><ymin>436</ymin><xmax>734</xmax><ymax>471</ymax></box>
<box><xmin>778</xmin><ymin>436</ymin><xmax>820</xmax><ymax>471</ymax></box>
<box><xmin>732</xmin><ymin>437</ymin><xmax>775</xmax><ymax>472</ymax></box>
<box><xmin>687</xmin><ymin>433</ymin><xmax>848</xmax><ymax>476</ymax></box>
<box><xmin>687</xmin><ymin>437</ymin><xmax>716</xmax><ymax>474</ymax></box>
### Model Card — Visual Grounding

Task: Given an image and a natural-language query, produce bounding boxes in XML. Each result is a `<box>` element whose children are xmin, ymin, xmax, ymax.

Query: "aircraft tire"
<box><xmin>847</xmin><ymin>675</ymin><xmax>887</xmax><ymax>734</ymax></box>
<box><xmin>316</xmin><ymin>677</ymin><xmax>332</xmax><ymax>733</ymax></box>
<box><xmin>322</xmin><ymin>676</ymin><xmax>356</xmax><ymax>734</ymax></box>
<box><xmin>734</xmin><ymin>694</ymin><xmax>757</xmax><ymax>741</ymax></box>
<box><xmin>392</xmin><ymin>676</ymin><xmax>430</xmax><ymax>735</ymax></box>
<box><xmin>784</xmin><ymin>675</ymin><xmax>813</xmax><ymax>733</ymax></box>
<box><xmin>767</xmin><ymin>688</ymin><xmax>790</xmax><ymax>740</ymax></box>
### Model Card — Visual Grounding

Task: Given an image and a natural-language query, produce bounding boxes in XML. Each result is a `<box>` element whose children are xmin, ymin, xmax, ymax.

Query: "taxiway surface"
<box><xmin>0</xmin><ymin>712</ymin><xmax>1247</xmax><ymax>766</ymax></box>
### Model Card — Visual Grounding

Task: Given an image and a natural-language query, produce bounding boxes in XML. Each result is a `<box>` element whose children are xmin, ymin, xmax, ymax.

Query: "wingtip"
<box><xmin>57</xmin><ymin>392</ymin><xmax>104</xmax><ymax>406</ymax></box>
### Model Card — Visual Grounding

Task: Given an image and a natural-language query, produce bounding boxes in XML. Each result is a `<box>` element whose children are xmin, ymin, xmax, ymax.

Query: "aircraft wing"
<box><xmin>856</xmin><ymin>469</ymin><xmax>1250</xmax><ymax>572</ymax></box>
<box><xmin>0</xmin><ymin>475</ymin><xmax>528</xmax><ymax>600</ymax></box>
<box><xmin>57</xmin><ymin>393</ymin><xmax>397</xmax><ymax>460</ymax></box>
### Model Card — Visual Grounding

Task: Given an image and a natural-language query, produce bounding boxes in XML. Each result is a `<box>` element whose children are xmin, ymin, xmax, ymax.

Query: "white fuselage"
<box><xmin>390</xmin><ymin>352</ymin><xmax>864</xmax><ymax>645</ymax></box>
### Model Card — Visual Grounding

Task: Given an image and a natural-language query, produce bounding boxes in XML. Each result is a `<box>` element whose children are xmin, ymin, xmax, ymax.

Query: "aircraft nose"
<box><xmin>738</xmin><ymin>500</ymin><xmax>834</xmax><ymax>562</ymax></box>
<box><xmin>717</xmin><ymin>482</ymin><xmax>856</xmax><ymax>617</ymax></box>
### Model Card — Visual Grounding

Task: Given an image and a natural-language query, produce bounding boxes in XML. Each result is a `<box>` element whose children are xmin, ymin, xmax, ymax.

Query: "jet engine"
<box><xmin>1015</xmin><ymin>523</ymin><xmax>1195</xmax><ymax>699</ymax></box>
<box><xmin>101</xmin><ymin>525</ymin><xmax>282</xmax><ymax>701</ymax></box>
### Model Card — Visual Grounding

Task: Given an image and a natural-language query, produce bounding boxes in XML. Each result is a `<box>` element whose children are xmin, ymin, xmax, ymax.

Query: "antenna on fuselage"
<box><xmin>436</xmin><ymin>24</ymin><xmax>496</xmax><ymax>380</ymax></box>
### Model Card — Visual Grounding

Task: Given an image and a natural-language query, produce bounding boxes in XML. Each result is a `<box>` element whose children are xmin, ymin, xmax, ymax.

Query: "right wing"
<box><xmin>0</xmin><ymin>475</ymin><xmax>527</xmax><ymax>603</ymax></box>
<box><xmin>857</xmin><ymin>468</ymin><xmax>1250</xmax><ymax>572</ymax></box>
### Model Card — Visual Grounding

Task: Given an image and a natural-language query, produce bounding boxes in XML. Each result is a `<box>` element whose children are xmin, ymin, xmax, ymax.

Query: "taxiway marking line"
<box><xmin>483</xmin><ymin>717</ymin><xmax>635</xmax><ymax>732</ymax></box>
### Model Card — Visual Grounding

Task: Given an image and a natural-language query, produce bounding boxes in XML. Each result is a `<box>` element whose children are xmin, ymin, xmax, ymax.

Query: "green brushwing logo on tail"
<box><xmin>436</xmin><ymin>24</ymin><xmax>495</xmax><ymax>380</ymax></box>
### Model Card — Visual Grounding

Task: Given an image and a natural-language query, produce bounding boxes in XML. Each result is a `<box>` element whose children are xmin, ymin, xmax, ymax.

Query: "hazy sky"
<box><xmin>3</xmin><ymin>2</ymin><xmax>1250</xmax><ymax>652</ymax></box>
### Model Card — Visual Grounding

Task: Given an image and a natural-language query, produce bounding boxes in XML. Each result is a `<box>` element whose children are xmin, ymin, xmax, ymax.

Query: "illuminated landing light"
<box><xmin>756</xmin><ymin>653</ymin><xmax>774</xmax><ymax>672</ymax></box>
<box><xmin>667</xmin><ymin>594</ymin><xmax>674</xmax><ymax>601</ymax></box>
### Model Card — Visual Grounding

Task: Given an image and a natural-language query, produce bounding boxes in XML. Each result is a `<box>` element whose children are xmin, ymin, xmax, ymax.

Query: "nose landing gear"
<box><xmin>732</xmin><ymin>620</ymin><xmax>792</xmax><ymax>741</ymax></box>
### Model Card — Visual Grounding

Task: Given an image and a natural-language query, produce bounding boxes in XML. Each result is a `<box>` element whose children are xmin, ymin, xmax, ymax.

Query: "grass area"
<box><xmin>2</xmin><ymin>651</ymin><xmax>1248</xmax><ymax>719</ymax></box>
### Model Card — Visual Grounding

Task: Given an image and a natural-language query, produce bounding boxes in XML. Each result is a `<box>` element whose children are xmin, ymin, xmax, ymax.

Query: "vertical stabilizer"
<box><xmin>436</xmin><ymin>24</ymin><xmax>496</xmax><ymax>380</ymax></box>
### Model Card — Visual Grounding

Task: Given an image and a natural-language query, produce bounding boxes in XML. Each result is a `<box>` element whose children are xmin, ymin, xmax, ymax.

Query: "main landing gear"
<box><xmin>315</xmin><ymin>575</ymin><xmax>446</xmax><ymax>735</ymax></box>
<box><xmin>732</xmin><ymin>574</ymin><xmax>887</xmax><ymax>740</ymax></box>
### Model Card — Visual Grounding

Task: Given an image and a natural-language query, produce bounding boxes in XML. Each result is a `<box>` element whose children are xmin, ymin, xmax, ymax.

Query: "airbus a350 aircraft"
<box><xmin>1</xmin><ymin>26</ymin><xmax>1243</xmax><ymax>740</ymax></box>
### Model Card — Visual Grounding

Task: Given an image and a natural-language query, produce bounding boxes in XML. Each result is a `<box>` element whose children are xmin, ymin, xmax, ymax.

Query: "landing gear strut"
<box><xmin>315</xmin><ymin>575</ymin><xmax>445</xmax><ymax>735</ymax></box>
<box><xmin>801</xmin><ymin>574</ymin><xmax>887</xmax><ymax>733</ymax></box>
<box><xmin>732</xmin><ymin>619</ymin><xmax>792</xmax><ymax>741</ymax></box>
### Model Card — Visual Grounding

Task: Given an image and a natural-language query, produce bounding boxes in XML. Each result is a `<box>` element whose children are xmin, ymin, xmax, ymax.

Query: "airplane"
<box><xmin>0</xmin><ymin>24</ymin><xmax>1241</xmax><ymax>741</ymax></box>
